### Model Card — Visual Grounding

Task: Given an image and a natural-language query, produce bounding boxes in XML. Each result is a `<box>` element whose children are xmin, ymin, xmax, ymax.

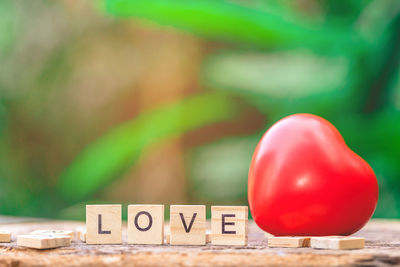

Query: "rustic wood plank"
<box><xmin>0</xmin><ymin>219</ymin><xmax>399</xmax><ymax>266</ymax></box>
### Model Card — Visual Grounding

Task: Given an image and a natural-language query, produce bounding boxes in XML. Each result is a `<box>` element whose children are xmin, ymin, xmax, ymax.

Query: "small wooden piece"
<box><xmin>86</xmin><ymin>204</ymin><xmax>122</xmax><ymax>244</ymax></box>
<box><xmin>170</xmin><ymin>205</ymin><xmax>206</xmax><ymax>245</ymax></box>
<box><xmin>76</xmin><ymin>227</ymin><xmax>86</xmax><ymax>242</ymax></box>
<box><xmin>311</xmin><ymin>236</ymin><xmax>365</xmax><ymax>250</ymax></box>
<box><xmin>166</xmin><ymin>230</ymin><xmax>210</xmax><ymax>244</ymax></box>
<box><xmin>268</xmin><ymin>236</ymin><xmax>311</xmax><ymax>248</ymax></box>
<box><xmin>0</xmin><ymin>231</ymin><xmax>11</xmax><ymax>242</ymax></box>
<box><xmin>31</xmin><ymin>230</ymin><xmax>75</xmax><ymax>240</ymax></box>
<box><xmin>17</xmin><ymin>234</ymin><xmax>71</xmax><ymax>249</ymax></box>
<box><xmin>128</xmin><ymin>205</ymin><xmax>164</xmax><ymax>244</ymax></box>
<box><xmin>211</xmin><ymin>206</ymin><xmax>248</xmax><ymax>246</ymax></box>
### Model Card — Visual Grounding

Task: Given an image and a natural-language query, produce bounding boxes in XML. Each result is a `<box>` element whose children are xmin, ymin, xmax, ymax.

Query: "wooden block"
<box><xmin>76</xmin><ymin>227</ymin><xmax>86</xmax><ymax>242</ymax></box>
<box><xmin>128</xmin><ymin>205</ymin><xmax>164</xmax><ymax>245</ymax></box>
<box><xmin>311</xmin><ymin>236</ymin><xmax>365</xmax><ymax>250</ymax></box>
<box><xmin>268</xmin><ymin>236</ymin><xmax>311</xmax><ymax>248</ymax></box>
<box><xmin>31</xmin><ymin>230</ymin><xmax>75</xmax><ymax>240</ymax></box>
<box><xmin>86</xmin><ymin>204</ymin><xmax>122</xmax><ymax>244</ymax></box>
<box><xmin>211</xmin><ymin>206</ymin><xmax>248</xmax><ymax>246</ymax></box>
<box><xmin>165</xmin><ymin>230</ymin><xmax>210</xmax><ymax>244</ymax></box>
<box><xmin>17</xmin><ymin>234</ymin><xmax>71</xmax><ymax>249</ymax></box>
<box><xmin>0</xmin><ymin>231</ymin><xmax>11</xmax><ymax>243</ymax></box>
<box><xmin>170</xmin><ymin>205</ymin><xmax>206</xmax><ymax>245</ymax></box>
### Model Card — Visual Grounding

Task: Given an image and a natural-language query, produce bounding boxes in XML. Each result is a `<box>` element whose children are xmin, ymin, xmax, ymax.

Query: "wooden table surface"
<box><xmin>0</xmin><ymin>217</ymin><xmax>399</xmax><ymax>266</ymax></box>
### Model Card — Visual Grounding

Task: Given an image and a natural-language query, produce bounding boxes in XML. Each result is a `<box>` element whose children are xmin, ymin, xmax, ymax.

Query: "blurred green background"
<box><xmin>0</xmin><ymin>0</ymin><xmax>399</xmax><ymax>220</ymax></box>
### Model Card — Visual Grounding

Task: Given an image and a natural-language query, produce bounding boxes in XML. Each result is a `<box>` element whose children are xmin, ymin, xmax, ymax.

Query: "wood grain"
<box><xmin>0</xmin><ymin>218</ymin><xmax>399</xmax><ymax>266</ymax></box>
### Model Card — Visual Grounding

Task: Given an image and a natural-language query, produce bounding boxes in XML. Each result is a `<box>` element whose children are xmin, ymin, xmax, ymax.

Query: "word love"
<box><xmin>86</xmin><ymin>205</ymin><xmax>248</xmax><ymax>246</ymax></box>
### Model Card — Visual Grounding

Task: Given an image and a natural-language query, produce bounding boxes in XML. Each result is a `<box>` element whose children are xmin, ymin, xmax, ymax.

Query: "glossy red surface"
<box><xmin>248</xmin><ymin>114</ymin><xmax>378</xmax><ymax>236</ymax></box>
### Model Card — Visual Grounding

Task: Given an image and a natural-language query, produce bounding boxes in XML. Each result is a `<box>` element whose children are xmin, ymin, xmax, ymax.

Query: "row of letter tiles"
<box><xmin>267</xmin><ymin>236</ymin><xmax>364</xmax><ymax>249</ymax></box>
<box><xmin>86</xmin><ymin>205</ymin><xmax>248</xmax><ymax>245</ymax></box>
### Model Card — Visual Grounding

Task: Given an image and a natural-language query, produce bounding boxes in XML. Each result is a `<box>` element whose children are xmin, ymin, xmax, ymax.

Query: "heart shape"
<box><xmin>248</xmin><ymin>114</ymin><xmax>378</xmax><ymax>236</ymax></box>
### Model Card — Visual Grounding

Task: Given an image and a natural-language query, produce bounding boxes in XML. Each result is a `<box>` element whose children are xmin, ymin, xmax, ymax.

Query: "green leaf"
<box><xmin>58</xmin><ymin>93</ymin><xmax>239</xmax><ymax>201</ymax></box>
<box><xmin>202</xmin><ymin>50</ymin><xmax>356</xmax><ymax>119</ymax></box>
<box><xmin>103</xmin><ymin>0</ymin><xmax>353</xmax><ymax>51</ymax></box>
<box><xmin>203</xmin><ymin>50</ymin><xmax>350</xmax><ymax>98</ymax></box>
<box><xmin>355</xmin><ymin>0</ymin><xmax>400</xmax><ymax>43</ymax></box>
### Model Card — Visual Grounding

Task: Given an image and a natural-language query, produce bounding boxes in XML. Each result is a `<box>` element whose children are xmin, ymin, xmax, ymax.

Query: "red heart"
<box><xmin>248</xmin><ymin>114</ymin><xmax>378</xmax><ymax>236</ymax></box>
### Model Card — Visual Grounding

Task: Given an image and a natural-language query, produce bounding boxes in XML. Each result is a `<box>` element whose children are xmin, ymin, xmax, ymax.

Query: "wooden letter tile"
<box><xmin>76</xmin><ymin>227</ymin><xmax>86</xmax><ymax>242</ymax></box>
<box><xmin>0</xmin><ymin>231</ymin><xmax>11</xmax><ymax>243</ymax></box>
<box><xmin>86</xmin><ymin>204</ymin><xmax>122</xmax><ymax>244</ymax></box>
<box><xmin>31</xmin><ymin>230</ymin><xmax>75</xmax><ymax>240</ymax></box>
<box><xmin>268</xmin><ymin>236</ymin><xmax>311</xmax><ymax>248</ymax></box>
<box><xmin>17</xmin><ymin>234</ymin><xmax>71</xmax><ymax>249</ymax></box>
<box><xmin>211</xmin><ymin>206</ymin><xmax>248</xmax><ymax>246</ymax></box>
<box><xmin>311</xmin><ymin>236</ymin><xmax>365</xmax><ymax>250</ymax></box>
<box><xmin>128</xmin><ymin>204</ymin><xmax>164</xmax><ymax>245</ymax></box>
<box><xmin>170</xmin><ymin>205</ymin><xmax>206</xmax><ymax>245</ymax></box>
